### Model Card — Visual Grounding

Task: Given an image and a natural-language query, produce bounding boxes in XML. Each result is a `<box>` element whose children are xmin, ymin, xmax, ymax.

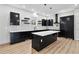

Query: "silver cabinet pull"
<box><xmin>41</xmin><ymin>39</ymin><xmax>43</xmax><ymax>42</ymax></box>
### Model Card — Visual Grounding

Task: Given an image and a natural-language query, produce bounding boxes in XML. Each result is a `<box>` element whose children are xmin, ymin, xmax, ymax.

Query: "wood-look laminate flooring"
<box><xmin>0</xmin><ymin>39</ymin><xmax>31</xmax><ymax>54</ymax></box>
<box><xmin>0</xmin><ymin>37</ymin><xmax>79</xmax><ymax>54</ymax></box>
<box><xmin>32</xmin><ymin>37</ymin><xmax>79</xmax><ymax>54</ymax></box>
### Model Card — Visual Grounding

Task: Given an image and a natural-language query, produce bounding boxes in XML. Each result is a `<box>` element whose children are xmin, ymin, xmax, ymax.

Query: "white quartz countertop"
<box><xmin>10</xmin><ymin>29</ymin><xmax>46</xmax><ymax>33</ymax></box>
<box><xmin>32</xmin><ymin>31</ymin><xmax>60</xmax><ymax>36</ymax></box>
<box><xmin>10</xmin><ymin>30</ymin><xmax>33</xmax><ymax>32</ymax></box>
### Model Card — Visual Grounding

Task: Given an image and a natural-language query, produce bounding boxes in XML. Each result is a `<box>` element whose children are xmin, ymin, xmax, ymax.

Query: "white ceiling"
<box><xmin>24</xmin><ymin>4</ymin><xmax>75</xmax><ymax>14</ymax></box>
<box><xmin>8</xmin><ymin>4</ymin><xmax>79</xmax><ymax>16</ymax></box>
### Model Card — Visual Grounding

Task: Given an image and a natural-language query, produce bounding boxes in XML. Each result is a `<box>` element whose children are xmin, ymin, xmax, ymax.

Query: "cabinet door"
<box><xmin>39</xmin><ymin>36</ymin><xmax>49</xmax><ymax>50</ymax></box>
<box><xmin>60</xmin><ymin>17</ymin><xmax>67</xmax><ymax>31</ymax></box>
<box><xmin>40</xmin><ymin>34</ymin><xmax>57</xmax><ymax>49</ymax></box>
<box><xmin>10</xmin><ymin>32</ymin><xmax>25</xmax><ymax>44</ymax></box>
<box><xmin>10</xmin><ymin>12</ymin><xmax>20</xmax><ymax>25</ymax></box>
<box><xmin>66</xmin><ymin>16</ymin><xmax>74</xmax><ymax>32</ymax></box>
<box><xmin>10</xmin><ymin>33</ymin><xmax>20</xmax><ymax>44</ymax></box>
<box><xmin>60</xmin><ymin>15</ymin><xmax>74</xmax><ymax>39</ymax></box>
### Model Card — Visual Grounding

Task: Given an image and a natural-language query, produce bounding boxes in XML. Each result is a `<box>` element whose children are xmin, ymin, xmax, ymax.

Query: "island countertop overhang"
<box><xmin>32</xmin><ymin>31</ymin><xmax>60</xmax><ymax>36</ymax></box>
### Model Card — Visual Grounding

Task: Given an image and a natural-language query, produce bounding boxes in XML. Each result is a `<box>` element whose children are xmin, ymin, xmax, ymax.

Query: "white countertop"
<box><xmin>10</xmin><ymin>29</ymin><xmax>47</xmax><ymax>33</ymax></box>
<box><xmin>32</xmin><ymin>31</ymin><xmax>60</xmax><ymax>36</ymax></box>
<box><xmin>10</xmin><ymin>30</ymin><xmax>33</xmax><ymax>32</ymax></box>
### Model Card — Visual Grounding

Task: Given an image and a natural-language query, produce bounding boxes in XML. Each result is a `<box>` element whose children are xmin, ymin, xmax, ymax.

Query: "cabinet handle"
<box><xmin>41</xmin><ymin>39</ymin><xmax>43</xmax><ymax>42</ymax></box>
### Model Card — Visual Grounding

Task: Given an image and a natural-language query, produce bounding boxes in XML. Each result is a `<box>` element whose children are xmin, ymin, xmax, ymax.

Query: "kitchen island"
<box><xmin>32</xmin><ymin>31</ymin><xmax>59</xmax><ymax>51</ymax></box>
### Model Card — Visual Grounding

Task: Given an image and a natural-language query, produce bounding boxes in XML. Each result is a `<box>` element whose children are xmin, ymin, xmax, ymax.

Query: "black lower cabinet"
<box><xmin>10</xmin><ymin>32</ymin><xmax>28</xmax><ymax>44</ymax></box>
<box><xmin>58</xmin><ymin>30</ymin><xmax>74</xmax><ymax>40</ymax></box>
<box><xmin>65</xmin><ymin>31</ymin><xmax>74</xmax><ymax>39</ymax></box>
<box><xmin>10</xmin><ymin>30</ymin><xmax>49</xmax><ymax>44</ymax></box>
<box><xmin>32</xmin><ymin>33</ymin><xmax>57</xmax><ymax>51</ymax></box>
<box><xmin>58</xmin><ymin>30</ymin><xmax>66</xmax><ymax>37</ymax></box>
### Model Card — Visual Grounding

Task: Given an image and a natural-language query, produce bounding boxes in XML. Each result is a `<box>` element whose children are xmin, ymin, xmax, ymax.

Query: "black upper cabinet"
<box><xmin>42</xmin><ymin>19</ymin><xmax>45</xmax><ymax>26</ymax></box>
<box><xmin>10</xmin><ymin>12</ymin><xmax>20</xmax><ymax>25</ymax></box>
<box><xmin>42</xmin><ymin>19</ymin><xmax>47</xmax><ymax>26</ymax></box>
<box><xmin>42</xmin><ymin>19</ymin><xmax>53</xmax><ymax>26</ymax></box>
<box><xmin>47</xmin><ymin>19</ymin><xmax>53</xmax><ymax>26</ymax></box>
<box><xmin>50</xmin><ymin>19</ymin><xmax>53</xmax><ymax>26</ymax></box>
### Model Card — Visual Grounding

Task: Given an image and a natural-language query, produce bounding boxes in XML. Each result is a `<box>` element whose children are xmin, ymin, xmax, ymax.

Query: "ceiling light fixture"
<box><xmin>44</xmin><ymin>4</ymin><xmax>47</xmax><ymax>6</ymax></box>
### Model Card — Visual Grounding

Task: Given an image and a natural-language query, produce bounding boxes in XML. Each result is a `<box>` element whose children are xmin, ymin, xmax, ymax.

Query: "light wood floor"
<box><xmin>32</xmin><ymin>37</ymin><xmax>79</xmax><ymax>54</ymax></box>
<box><xmin>0</xmin><ymin>39</ymin><xmax>31</xmax><ymax>54</ymax></box>
<box><xmin>0</xmin><ymin>37</ymin><xmax>79</xmax><ymax>54</ymax></box>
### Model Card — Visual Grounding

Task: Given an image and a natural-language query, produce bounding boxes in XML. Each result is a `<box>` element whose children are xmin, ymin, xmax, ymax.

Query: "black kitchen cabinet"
<box><xmin>42</xmin><ymin>19</ymin><xmax>47</xmax><ymax>26</ymax></box>
<box><xmin>10</xmin><ymin>32</ymin><xmax>28</xmax><ymax>44</ymax></box>
<box><xmin>50</xmin><ymin>19</ymin><xmax>53</xmax><ymax>26</ymax></box>
<box><xmin>60</xmin><ymin>15</ymin><xmax>74</xmax><ymax>39</ymax></box>
<box><xmin>42</xmin><ymin>19</ymin><xmax>53</xmax><ymax>26</ymax></box>
<box><xmin>10</xmin><ymin>12</ymin><xmax>20</xmax><ymax>25</ymax></box>
<box><xmin>47</xmin><ymin>19</ymin><xmax>53</xmax><ymax>26</ymax></box>
<box><xmin>32</xmin><ymin>33</ymin><xmax>57</xmax><ymax>51</ymax></box>
<box><xmin>10</xmin><ymin>33</ymin><xmax>23</xmax><ymax>44</ymax></box>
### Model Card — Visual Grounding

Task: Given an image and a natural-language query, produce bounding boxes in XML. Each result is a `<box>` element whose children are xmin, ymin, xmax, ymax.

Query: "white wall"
<box><xmin>0</xmin><ymin>5</ymin><xmax>10</xmax><ymax>44</ymax></box>
<box><xmin>74</xmin><ymin>9</ymin><xmax>79</xmax><ymax>40</ymax></box>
